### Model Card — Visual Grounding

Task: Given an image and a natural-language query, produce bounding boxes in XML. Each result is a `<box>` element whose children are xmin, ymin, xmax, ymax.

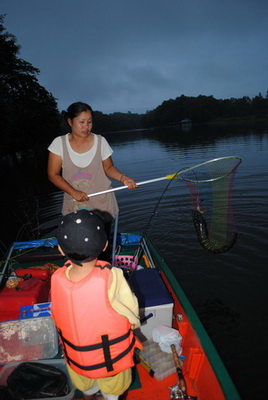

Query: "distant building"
<box><xmin>180</xmin><ymin>118</ymin><xmax>192</xmax><ymax>126</ymax></box>
<box><xmin>179</xmin><ymin>119</ymin><xmax>192</xmax><ymax>132</ymax></box>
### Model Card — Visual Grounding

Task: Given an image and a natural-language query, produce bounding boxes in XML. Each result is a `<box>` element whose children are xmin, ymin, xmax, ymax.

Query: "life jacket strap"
<box><xmin>95</xmin><ymin>263</ymin><xmax>112</xmax><ymax>270</ymax></box>
<box><xmin>67</xmin><ymin>335</ymin><xmax>136</xmax><ymax>372</ymax></box>
<box><xmin>59</xmin><ymin>329</ymin><xmax>132</xmax><ymax>352</ymax></box>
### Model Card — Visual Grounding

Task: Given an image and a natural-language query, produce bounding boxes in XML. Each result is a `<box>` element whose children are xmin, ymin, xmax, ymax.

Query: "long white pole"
<box><xmin>87</xmin><ymin>176</ymin><xmax>168</xmax><ymax>198</ymax></box>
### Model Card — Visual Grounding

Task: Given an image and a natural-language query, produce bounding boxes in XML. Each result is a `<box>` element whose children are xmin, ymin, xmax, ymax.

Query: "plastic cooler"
<box><xmin>128</xmin><ymin>269</ymin><xmax>174</xmax><ymax>341</ymax></box>
<box><xmin>0</xmin><ymin>316</ymin><xmax>58</xmax><ymax>365</ymax></box>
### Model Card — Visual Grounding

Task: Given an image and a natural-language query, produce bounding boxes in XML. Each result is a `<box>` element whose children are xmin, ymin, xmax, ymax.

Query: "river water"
<box><xmin>1</xmin><ymin>122</ymin><xmax>268</xmax><ymax>399</ymax></box>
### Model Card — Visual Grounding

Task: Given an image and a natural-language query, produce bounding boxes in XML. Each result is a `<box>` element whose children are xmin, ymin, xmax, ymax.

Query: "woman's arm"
<box><xmin>47</xmin><ymin>152</ymin><xmax>89</xmax><ymax>202</ymax></box>
<box><xmin>102</xmin><ymin>156</ymin><xmax>137</xmax><ymax>189</ymax></box>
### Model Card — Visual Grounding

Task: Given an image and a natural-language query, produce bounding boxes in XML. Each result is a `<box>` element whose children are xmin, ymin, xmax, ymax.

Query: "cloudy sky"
<box><xmin>1</xmin><ymin>0</ymin><xmax>267</xmax><ymax>114</ymax></box>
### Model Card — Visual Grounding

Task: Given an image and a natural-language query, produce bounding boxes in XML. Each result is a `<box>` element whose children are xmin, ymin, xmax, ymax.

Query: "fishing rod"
<box><xmin>171</xmin><ymin>344</ymin><xmax>188</xmax><ymax>400</ymax></box>
<box><xmin>110</xmin><ymin>168</ymin><xmax>180</xmax><ymax>268</ymax></box>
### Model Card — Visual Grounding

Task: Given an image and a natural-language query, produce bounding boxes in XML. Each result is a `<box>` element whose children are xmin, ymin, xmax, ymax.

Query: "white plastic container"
<box><xmin>136</xmin><ymin>302</ymin><xmax>174</xmax><ymax>341</ymax></box>
<box><xmin>0</xmin><ymin>358</ymin><xmax>75</xmax><ymax>400</ymax></box>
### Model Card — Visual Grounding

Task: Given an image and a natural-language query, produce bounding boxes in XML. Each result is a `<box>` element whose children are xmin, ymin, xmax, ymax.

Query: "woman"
<box><xmin>48</xmin><ymin>102</ymin><xmax>137</xmax><ymax>256</ymax></box>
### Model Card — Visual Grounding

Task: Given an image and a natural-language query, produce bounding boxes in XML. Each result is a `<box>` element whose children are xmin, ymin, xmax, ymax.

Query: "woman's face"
<box><xmin>68</xmin><ymin>111</ymin><xmax>93</xmax><ymax>137</ymax></box>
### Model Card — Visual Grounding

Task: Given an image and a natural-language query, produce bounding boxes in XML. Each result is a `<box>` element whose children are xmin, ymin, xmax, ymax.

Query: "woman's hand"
<box><xmin>72</xmin><ymin>190</ymin><xmax>89</xmax><ymax>202</ymax></box>
<box><xmin>103</xmin><ymin>157</ymin><xmax>137</xmax><ymax>190</ymax></box>
<box><xmin>121</xmin><ymin>175</ymin><xmax>137</xmax><ymax>190</ymax></box>
<box><xmin>48</xmin><ymin>153</ymin><xmax>89</xmax><ymax>201</ymax></box>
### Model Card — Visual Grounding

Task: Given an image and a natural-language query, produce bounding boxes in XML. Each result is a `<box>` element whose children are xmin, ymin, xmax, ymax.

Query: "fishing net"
<box><xmin>88</xmin><ymin>156</ymin><xmax>242</xmax><ymax>255</ymax></box>
<box><xmin>178</xmin><ymin>156</ymin><xmax>242</xmax><ymax>254</ymax></box>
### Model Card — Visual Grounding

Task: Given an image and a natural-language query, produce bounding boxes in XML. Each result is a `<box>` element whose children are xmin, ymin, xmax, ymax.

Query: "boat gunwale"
<box><xmin>144</xmin><ymin>234</ymin><xmax>241</xmax><ymax>400</ymax></box>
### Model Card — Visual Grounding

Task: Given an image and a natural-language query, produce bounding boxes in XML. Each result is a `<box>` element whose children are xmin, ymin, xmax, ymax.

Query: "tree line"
<box><xmin>140</xmin><ymin>93</ymin><xmax>268</xmax><ymax>128</ymax></box>
<box><xmin>1</xmin><ymin>14</ymin><xmax>267</xmax><ymax>156</ymax></box>
<box><xmin>0</xmin><ymin>15</ymin><xmax>60</xmax><ymax>154</ymax></box>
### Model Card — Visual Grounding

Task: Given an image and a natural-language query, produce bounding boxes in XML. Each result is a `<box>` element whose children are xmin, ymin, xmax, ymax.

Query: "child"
<box><xmin>51</xmin><ymin>210</ymin><xmax>142</xmax><ymax>400</ymax></box>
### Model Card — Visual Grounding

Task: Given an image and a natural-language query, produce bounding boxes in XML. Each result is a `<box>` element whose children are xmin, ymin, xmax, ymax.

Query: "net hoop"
<box><xmin>177</xmin><ymin>156</ymin><xmax>242</xmax><ymax>184</ymax></box>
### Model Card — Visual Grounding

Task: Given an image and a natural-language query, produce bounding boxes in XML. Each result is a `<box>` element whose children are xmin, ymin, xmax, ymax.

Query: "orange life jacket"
<box><xmin>51</xmin><ymin>261</ymin><xmax>137</xmax><ymax>378</ymax></box>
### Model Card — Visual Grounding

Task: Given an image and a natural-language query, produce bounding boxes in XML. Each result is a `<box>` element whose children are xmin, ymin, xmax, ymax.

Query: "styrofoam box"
<box><xmin>128</xmin><ymin>269</ymin><xmax>174</xmax><ymax>342</ymax></box>
<box><xmin>0</xmin><ymin>358</ymin><xmax>75</xmax><ymax>400</ymax></box>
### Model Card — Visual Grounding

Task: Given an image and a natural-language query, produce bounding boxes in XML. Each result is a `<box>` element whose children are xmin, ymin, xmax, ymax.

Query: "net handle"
<box><xmin>88</xmin><ymin>156</ymin><xmax>242</xmax><ymax>198</ymax></box>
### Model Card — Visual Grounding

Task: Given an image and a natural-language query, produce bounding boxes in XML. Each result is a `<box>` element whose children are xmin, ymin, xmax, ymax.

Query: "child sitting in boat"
<box><xmin>51</xmin><ymin>209</ymin><xmax>142</xmax><ymax>400</ymax></box>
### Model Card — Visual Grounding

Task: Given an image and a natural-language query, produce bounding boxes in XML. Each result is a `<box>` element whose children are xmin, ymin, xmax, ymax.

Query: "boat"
<box><xmin>0</xmin><ymin>232</ymin><xmax>241</xmax><ymax>400</ymax></box>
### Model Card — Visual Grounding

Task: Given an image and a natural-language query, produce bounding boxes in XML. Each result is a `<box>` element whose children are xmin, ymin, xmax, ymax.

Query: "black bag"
<box><xmin>7</xmin><ymin>362</ymin><xmax>69</xmax><ymax>399</ymax></box>
<box><xmin>0</xmin><ymin>385</ymin><xmax>13</xmax><ymax>400</ymax></box>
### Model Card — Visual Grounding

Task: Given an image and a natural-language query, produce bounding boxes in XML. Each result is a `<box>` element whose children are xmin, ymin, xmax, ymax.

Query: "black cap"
<box><xmin>56</xmin><ymin>210</ymin><xmax>107</xmax><ymax>265</ymax></box>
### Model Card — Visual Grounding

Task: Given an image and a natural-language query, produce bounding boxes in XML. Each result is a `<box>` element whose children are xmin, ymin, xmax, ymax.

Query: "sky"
<box><xmin>1</xmin><ymin>0</ymin><xmax>267</xmax><ymax>114</ymax></box>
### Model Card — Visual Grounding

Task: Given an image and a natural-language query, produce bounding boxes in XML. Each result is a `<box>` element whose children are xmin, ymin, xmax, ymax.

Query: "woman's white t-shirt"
<box><xmin>48</xmin><ymin>133</ymin><xmax>113</xmax><ymax>168</ymax></box>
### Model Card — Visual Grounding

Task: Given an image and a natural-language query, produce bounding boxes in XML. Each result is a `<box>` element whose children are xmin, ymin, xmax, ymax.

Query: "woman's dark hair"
<box><xmin>66</xmin><ymin>102</ymin><xmax>93</xmax><ymax>120</ymax></box>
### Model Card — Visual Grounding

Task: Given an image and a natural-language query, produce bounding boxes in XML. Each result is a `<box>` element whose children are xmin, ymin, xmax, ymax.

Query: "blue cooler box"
<box><xmin>128</xmin><ymin>269</ymin><xmax>174</xmax><ymax>341</ymax></box>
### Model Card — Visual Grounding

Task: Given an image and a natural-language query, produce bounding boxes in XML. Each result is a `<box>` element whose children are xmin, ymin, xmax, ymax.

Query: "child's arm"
<box><xmin>108</xmin><ymin>268</ymin><xmax>141</xmax><ymax>329</ymax></box>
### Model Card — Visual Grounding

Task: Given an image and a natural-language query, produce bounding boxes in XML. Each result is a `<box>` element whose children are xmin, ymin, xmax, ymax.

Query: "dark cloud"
<box><xmin>2</xmin><ymin>0</ymin><xmax>268</xmax><ymax>113</ymax></box>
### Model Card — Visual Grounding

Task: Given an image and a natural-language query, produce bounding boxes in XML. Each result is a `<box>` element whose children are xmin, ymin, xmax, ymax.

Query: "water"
<box><xmin>1</xmin><ymin>123</ymin><xmax>268</xmax><ymax>399</ymax></box>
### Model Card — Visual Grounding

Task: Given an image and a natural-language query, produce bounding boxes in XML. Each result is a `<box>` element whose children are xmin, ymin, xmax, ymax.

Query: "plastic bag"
<box><xmin>152</xmin><ymin>325</ymin><xmax>182</xmax><ymax>355</ymax></box>
<box><xmin>7</xmin><ymin>362</ymin><xmax>69</xmax><ymax>399</ymax></box>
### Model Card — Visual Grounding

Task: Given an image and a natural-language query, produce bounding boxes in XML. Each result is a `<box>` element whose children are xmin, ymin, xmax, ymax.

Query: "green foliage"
<box><xmin>91</xmin><ymin>93</ymin><xmax>267</xmax><ymax>132</ymax></box>
<box><xmin>93</xmin><ymin>111</ymin><xmax>143</xmax><ymax>133</ymax></box>
<box><xmin>142</xmin><ymin>94</ymin><xmax>268</xmax><ymax>128</ymax></box>
<box><xmin>0</xmin><ymin>15</ymin><xmax>60</xmax><ymax>153</ymax></box>
<box><xmin>58</xmin><ymin>110</ymin><xmax>143</xmax><ymax>136</ymax></box>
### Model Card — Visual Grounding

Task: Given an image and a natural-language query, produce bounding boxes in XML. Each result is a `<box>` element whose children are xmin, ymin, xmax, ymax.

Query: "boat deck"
<box><xmin>0</xmin><ymin>235</ymin><xmax>241</xmax><ymax>399</ymax></box>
